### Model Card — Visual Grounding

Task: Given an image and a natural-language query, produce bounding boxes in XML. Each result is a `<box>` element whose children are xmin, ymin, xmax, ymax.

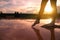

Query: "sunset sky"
<box><xmin>0</xmin><ymin>0</ymin><xmax>60</xmax><ymax>13</ymax></box>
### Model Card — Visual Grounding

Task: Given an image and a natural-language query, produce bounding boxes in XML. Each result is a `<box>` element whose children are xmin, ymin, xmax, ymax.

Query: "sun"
<box><xmin>44</xmin><ymin>0</ymin><xmax>53</xmax><ymax>14</ymax></box>
<box><xmin>44</xmin><ymin>5</ymin><xmax>53</xmax><ymax>13</ymax></box>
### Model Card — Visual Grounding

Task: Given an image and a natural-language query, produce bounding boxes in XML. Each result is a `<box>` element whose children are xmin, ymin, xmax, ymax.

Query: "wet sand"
<box><xmin>0</xmin><ymin>19</ymin><xmax>60</xmax><ymax>40</ymax></box>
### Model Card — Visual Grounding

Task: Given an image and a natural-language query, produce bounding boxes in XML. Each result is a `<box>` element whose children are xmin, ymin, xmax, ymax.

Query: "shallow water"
<box><xmin>0</xmin><ymin>19</ymin><xmax>60</xmax><ymax>40</ymax></box>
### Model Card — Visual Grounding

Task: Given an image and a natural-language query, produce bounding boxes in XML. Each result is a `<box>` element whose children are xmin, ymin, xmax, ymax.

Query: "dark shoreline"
<box><xmin>0</xmin><ymin>12</ymin><xmax>60</xmax><ymax>19</ymax></box>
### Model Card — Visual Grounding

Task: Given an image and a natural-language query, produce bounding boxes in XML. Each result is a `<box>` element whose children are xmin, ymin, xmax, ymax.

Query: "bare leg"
<box><xmin>50</xmin><ymin>1</ymin><xmax>57</xmax><ymax>40</ymax></box>
<box><xmin>32</xmin><ymin>0</ymin><xmax>48</xmax><ymax>27</ymax></box>
<box><xmin>32</xmin><ymin>1</ymin><xmax>48</xmax><ymax>39</ymax></box>
<box><xmin>50</xmin><ymin>0</ymin><xmax>57</xmax><ymax>25</ymax></box>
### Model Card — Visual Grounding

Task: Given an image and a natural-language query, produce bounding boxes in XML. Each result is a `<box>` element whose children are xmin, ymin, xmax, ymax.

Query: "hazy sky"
<box><xmin>0</xmin><ymin>0</ymin><xmax>60</xmax><ymax>13</ymax></box>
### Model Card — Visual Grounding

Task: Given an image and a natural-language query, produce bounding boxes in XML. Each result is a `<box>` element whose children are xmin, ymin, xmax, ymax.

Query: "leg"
<box><xmin>32</xmin><ymin>0</ymin><xmax>48</xmax><ymax>27</ymax></box>
<box><xmin>50</xmin><ymin>1</ymin><xmax>57</xmax><ymax>40</ymax></box>
<box><xmin>50</xmin><ymin>0</ymin><xmax>57</xmax><ymax>25</ymax></box>
<box><xmin>38</xmin><ymin>0</ymin><xmax>48</xmax><ymax>18</ymax></box>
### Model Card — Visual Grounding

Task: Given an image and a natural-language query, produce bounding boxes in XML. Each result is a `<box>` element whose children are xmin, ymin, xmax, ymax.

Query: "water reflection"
<box><xmin>0</xmin><ymin>18</ymin><xmax>60</xmax><ymax>25</ymax></box>
<box><xmin>40</xmin><ymin>18</ymin><xmax>52</xmax><ymax>24</ymax></box>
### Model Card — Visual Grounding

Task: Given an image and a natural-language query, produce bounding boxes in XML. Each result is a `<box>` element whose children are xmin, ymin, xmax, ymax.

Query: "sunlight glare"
<box><xmin>44</xmin><ymin>0</ymin><xmax>53</xmax><ymax>14</ymax></box>
<box><xmin>40</xmin><ymin>18</ymin><xmax>52</xmax><ymax>24</ymax></box>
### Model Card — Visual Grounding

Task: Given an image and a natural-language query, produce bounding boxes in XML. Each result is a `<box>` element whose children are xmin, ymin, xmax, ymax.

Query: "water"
<box><xmin>0</xmin><ymin>19</ymin><xmax>60</xmax><ymax>40</ymax></box>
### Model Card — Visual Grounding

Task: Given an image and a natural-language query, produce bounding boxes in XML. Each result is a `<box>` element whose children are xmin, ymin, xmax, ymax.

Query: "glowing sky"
<box><xmin>0</xmin><ymin>0</ymin><xmax>60</xmax><ymax>13</ymax></box>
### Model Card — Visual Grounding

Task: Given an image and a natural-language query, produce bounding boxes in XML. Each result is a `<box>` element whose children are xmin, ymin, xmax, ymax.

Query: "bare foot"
<box><xmin>32</xmin><ymin>20</ymin><xmax>40</xmax><ymax>27</ymax></box>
